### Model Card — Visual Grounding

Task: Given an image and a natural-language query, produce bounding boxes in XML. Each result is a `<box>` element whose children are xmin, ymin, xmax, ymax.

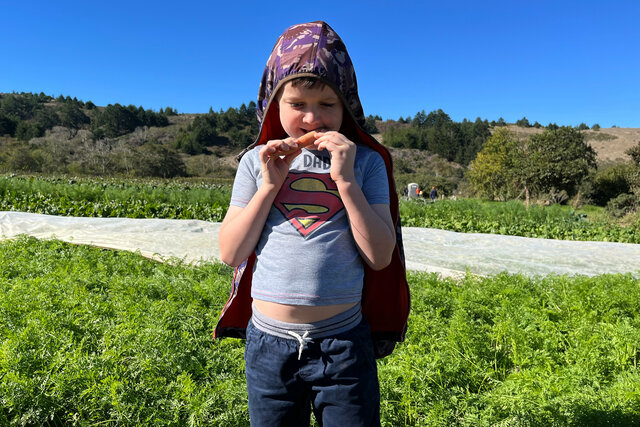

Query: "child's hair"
<box><xmin>275</xmin><ymin>76</ymin><xmax>328</xmax><ymax>103</ymax></box>
<box><xmin>289</xmin><ymin>76</ymin><xmax>327</xmax><ymax>90</ymax></box>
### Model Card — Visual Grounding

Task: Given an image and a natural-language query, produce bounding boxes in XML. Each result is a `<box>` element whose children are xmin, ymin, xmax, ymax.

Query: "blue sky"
<box><xmin>2</xmin><ymin>0</ymin><xmax>639</xmax><ymax>127</ymax></box>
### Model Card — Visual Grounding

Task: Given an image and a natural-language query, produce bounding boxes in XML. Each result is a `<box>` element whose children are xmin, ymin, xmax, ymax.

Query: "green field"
<box><xmin>2</xmin><ymin>174</ymin><xmax>640</xmax><ymax>243</ymax></box>
<box><xmin>1</xmin><ymin>237</ymin><xmax>638</xmax><ymax>426</ymax></box>
<box><xmin>0</xmin><ymin>175</ymin><xmax>230</xmax><ymax>222</ymax></box>
<box><xmin>400</xmin><ymin>198</ymin><xmax>640</xmax><ymax>243</ymax></box>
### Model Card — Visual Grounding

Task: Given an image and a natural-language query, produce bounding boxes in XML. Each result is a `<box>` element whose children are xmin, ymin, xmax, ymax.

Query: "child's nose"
<box><xmin>302</xmin><ymin>107</ymin><xmax>320</xmax><ymax>125</ymax></box>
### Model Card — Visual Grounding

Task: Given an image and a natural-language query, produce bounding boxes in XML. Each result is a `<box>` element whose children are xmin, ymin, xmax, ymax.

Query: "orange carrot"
<box><xmin>296</xmin><ymin>131</ymin><xmax>317</xmax><ymax>148</ymax></box>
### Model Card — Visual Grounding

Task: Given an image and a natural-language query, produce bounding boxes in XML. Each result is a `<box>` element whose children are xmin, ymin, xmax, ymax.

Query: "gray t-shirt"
<box><xmin>230</xmin><ymin>145</ymin><xmax>389</xmax><ymax>306</ymax></box>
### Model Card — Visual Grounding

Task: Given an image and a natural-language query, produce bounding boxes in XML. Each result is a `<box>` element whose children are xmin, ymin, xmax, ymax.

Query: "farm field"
<box><xmin>2</xmin><ymin>174</ymin><xmax>640</xmax><ymax>243</ymax></box>
<box><xmin>1</xmin><ymin>174</ymin><xmax>640</xmax><ymax>425</ymax></box>
<box><xmin>1</xmin><ymin>237</ymin><xmax>639</xmax><ymax>425</ymax></box>
<box><xmin>0</xmin><ymin>175</ymin><xmax>230</xmax><ymax>222</ymax></box>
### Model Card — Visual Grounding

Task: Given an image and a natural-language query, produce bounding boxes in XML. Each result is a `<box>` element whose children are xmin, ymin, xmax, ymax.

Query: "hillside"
<box><xmin>1</xmin><ymin>92</ymin><xmax>638</xmax><ymax>178</ymax></box>
<box><xmin>214</xmin><ymin>124</ymin><xmax>640</xmax><ymax>171</ymax></box>
<box><xmin>501</xmin><ymin>125</ymin><xmax>640</xmax><ymax>164</ymax></box>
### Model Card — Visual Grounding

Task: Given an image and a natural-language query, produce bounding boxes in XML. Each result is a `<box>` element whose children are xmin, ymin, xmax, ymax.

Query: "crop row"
<box><xmin>0</xmin><ymin>192</ymin><xmax>226</xmax><ymax>222</ymax></box>
<box><xmin>0</xmin><ymin>175</ymin><xmax>229</xmax><ymax>221</ymax></box>
<box><xmin>401</xmin><ymin>198</ymin><xmax>640</xmax><ymax>243</ymax></box>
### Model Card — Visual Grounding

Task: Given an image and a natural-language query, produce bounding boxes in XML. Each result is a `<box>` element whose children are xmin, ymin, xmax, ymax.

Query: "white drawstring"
<box><xmin>287</xmin><ymin>330</ymin><xmax>312</xmax><ymax>360</ymax></box>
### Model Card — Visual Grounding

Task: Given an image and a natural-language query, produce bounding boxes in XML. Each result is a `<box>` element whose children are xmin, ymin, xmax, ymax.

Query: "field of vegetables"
<box><xmin>1</xmin><ymin>237</ymin><xmax>638</xmax><ymax>425</ymax></box>
<box><xmin>400</xmin><ymin>198</ymin><xmax>640</xmax><ymax>244</ymax></box>
<box><xmin>0</xmin><ymin>175</ymin><xmax>230</xmax><ymax>222</ymax></box>
<box><xmin>2</xmin><ymin>174</ymin><xmax>639</xmax><ymax>243</ymax></box>
<box><xmin>1</xmin><ymin>174</ymin><xmax>640</xmax><ymax>425</ymax></box>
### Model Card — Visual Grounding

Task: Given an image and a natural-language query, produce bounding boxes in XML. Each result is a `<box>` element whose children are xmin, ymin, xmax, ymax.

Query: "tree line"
<box><xmin>0</xmin><ymin>92</ymin><xmax>171</xmax><ymax>141</ymax></box>
<box><xmin>173</xmin><ymin>103</ymin><xmax>259</xmax><ymax>154</ymax></box>
<box><xmin>382</xmin><ymin>109</ymin><xmax>491</xmax><ymax>165</ymax></box>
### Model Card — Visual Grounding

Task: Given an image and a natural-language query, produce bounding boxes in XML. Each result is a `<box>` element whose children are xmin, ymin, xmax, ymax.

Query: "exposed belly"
<box><xmin>253</xmin><ymin>299</ymin><xmax>358</xmax><ymax>323</ymax></box>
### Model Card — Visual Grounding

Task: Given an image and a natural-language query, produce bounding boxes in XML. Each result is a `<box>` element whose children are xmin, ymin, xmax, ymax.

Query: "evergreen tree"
<box><xmin>0</xmin><ymin>112</ymin><xmax>18</xmax><ymax>136</ymax></box>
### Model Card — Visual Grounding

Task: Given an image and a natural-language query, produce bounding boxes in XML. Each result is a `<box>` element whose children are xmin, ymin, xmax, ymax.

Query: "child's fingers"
<box><xmin>282</xmin><ymin>148</ymin><xmax>302</xmax><ymax>164</ymax></box>
<box><xmin>263</xmin><ymin>138</ymin><xmax>298</xmax><ymax>158</ymax></box>
<box><xmin>314</xmin><ymin>132</ymin><xmax>351</xmax><ymax>151</ymax></box>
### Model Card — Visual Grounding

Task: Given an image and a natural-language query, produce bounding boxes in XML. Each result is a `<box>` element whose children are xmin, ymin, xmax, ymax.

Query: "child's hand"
<box><xmin>259</xmin><ymin>138</ymin><xmax>301</xmax><ymax>190</ymax></box>
<box><xmin>313</xmin><ymin>131</ymin><xmax>356</xmax><ymax>184</ymax></box>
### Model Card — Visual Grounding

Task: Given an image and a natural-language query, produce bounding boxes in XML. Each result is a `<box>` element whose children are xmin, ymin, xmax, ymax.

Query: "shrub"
<box><xmin>585</xmin><ymin>164</ymin><xmax>632</xmax><ymax>206</ymax></box>
<box><xmin>606</xmin><ymin>193</ymin><xmax>637</xmax><ymax>218</ymax></box>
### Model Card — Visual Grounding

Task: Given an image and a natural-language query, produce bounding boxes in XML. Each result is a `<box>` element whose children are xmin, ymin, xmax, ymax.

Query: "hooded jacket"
<box><xmin>214</xmin><ymin>21</ymin><xmax>410</xmax><ymax>358</ymax></box>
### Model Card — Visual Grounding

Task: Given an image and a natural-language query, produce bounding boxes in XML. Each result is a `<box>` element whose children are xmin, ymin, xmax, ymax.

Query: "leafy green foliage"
<box><xmin>584</xmin><ymin>163</ymin><xmax>632</xmax><ymax>206</ymax></box>
<box><xmin>469</xmin><ymin>127</ymin><xmax>598</xmax><ymax>200</ymax></box>
<box><xmin>0</xmin><ymin>175</ymin><xmax>230</xmax><ymax>222</ymax></box>
<box><xmin>0</xmin><ymin>237</ymin><xmax>247</xmax><ymax>425</ymax></box>
<box><xmin>380</xmin><ymin>271</ymin><xmax>640</xmax><ymax>425</ymax></box>
<box><xmin>134</xmin><ymin>142</ymin><xmax>187</xmax><ymax>178</ymax></box>
<box><xmin>392</xmin><ymin>149</ymin><xmax>465</xmax><ymax>197</ymax></box>
<box><xmin>1</xmin><ymin>238</ymin><xmax>638</xmax><ymax>425</ymax></box>
<box><xmin>626</xmin><ymin>142</ymin><xmax>640</xmax><ymax>196</ymax></box>
<box><xmin>467</xmin><ymin>128</ymin><xmax>524</xmax><ymax>200</ymax></box>
<box><xmin>15</xmin><ymin>121</ymin><xmax>45</xmax><ymax>141</ymax></box>
<box><xmin>494</xmin><ymin>117</ymin><xmax>507</xmax><ymax>127</ymax></box>
<box><xmin>400</xmin><ymin>198</ymin><xmax>640</xmax><ymax>243</ymax></box>
<box><xmin>525</xmin><ymin>127</ymin><xmax>597</xmax><ymax>197</ymax></box>
<box><xmin>606</xmin><ymin>193</ymin><xmax>638</xmax><ymax>218</ymax></box>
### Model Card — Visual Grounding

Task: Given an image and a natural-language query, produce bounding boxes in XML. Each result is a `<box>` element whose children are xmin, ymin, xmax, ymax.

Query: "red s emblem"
<box><xmin>274</xmin><ymin>172</ymin><xmax>344</xmax><ymax>237</ymax></box>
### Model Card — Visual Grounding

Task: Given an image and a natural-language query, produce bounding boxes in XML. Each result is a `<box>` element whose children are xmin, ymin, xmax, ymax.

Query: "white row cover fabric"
<box><xmin>1</xmin><ymin>211</ymin><xmax>638</xmax><ymax>278</ymax></box>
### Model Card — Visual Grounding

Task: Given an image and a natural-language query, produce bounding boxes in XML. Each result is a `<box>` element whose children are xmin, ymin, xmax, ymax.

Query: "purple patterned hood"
<box><xmin>256</xmin><ymin>21</ymin><xmax>366</xmax><ymax>135</ymax></box>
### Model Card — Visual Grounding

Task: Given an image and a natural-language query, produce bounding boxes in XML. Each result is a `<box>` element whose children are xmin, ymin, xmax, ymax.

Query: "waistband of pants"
<box><xmin>250</xmin><ymin>302</ymin><xmax>362</xmax><ymax>341</ymax></box>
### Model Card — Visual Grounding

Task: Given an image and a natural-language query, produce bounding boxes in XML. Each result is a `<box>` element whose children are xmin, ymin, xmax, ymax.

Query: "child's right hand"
<box><xmin>259</xmin><ymin>138</ymin><xmax>302</xmax><ymax>190</ymax></box>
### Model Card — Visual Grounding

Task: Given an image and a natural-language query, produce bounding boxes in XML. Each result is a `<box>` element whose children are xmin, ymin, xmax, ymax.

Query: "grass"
<box><xmin>1</xmin><ymin>237</ymin><xmax>639</xmax><ymax>425</ymax></box>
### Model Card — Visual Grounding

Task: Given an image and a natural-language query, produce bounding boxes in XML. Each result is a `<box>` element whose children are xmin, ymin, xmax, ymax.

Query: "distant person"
<box><xmin>430</xmin><ymin>186</ymin><xmax>437</xmax><ymax>203</ymax></box>
<box><xmin>215</xmin><ymin>21</ymin><xmax>410</xmax><ymax>425</ymax></box>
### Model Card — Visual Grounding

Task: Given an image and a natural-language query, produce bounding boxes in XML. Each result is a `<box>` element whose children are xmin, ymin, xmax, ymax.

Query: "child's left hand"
<box><xmin>313</xmin><ymin>131</ymin><xmax>356</xmax><ymax>184</ymax></box>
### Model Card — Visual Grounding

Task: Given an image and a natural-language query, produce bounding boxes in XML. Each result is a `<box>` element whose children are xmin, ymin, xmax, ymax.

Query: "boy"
<box><xmin>216</xmin><ymin>21</ymin><xmax>410</xmax><ymax>425</ymax></box>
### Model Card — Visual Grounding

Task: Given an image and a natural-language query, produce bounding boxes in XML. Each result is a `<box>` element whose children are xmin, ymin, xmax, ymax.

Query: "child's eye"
<box><xmin>321</xmin><ymin>103</ymin><xmax>336</xmax><ymax>108</ymax></box>
<box><xmin>290</xmin><ymin>103</ymin><xmax>304</xmax><ymax>108</ymax></box>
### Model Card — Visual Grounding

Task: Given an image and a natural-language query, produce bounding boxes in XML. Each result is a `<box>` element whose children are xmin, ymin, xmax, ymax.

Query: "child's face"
<box><xmin>278</xmin><ymin>82</ymin><xmax>344</xmax><ymax>138</ymax></box>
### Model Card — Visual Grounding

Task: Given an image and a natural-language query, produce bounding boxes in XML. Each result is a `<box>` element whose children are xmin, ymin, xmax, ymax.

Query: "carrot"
<box><xmin>296</xmin><ymin>131</ymin><xmax>317</xmax><ymax>148</ymax></box>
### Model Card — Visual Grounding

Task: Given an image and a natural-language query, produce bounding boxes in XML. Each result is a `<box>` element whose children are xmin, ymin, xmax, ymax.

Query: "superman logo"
<box><xmin>274</xmin><ymin>172</ymin><xmax>344</xmax><ymax>237</ymax></box>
